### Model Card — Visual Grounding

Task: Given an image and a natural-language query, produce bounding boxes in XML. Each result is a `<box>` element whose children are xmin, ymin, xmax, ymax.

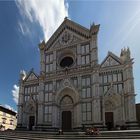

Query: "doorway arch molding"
<box><xmin>55</xmin><ymin>87</ymin><xmax>79</xmax><ymax>105</ymax></box>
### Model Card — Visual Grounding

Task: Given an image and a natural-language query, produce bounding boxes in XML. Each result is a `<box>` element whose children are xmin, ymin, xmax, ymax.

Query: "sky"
<box><xmin>0</xmin><ymin>0</ymin><xmax>140</xmax><ymax>111</ymax></box>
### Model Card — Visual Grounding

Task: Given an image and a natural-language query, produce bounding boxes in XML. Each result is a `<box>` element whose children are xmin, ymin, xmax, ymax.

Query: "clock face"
<box><xmin>59</xmin><ymin>31</ymin><xmax>73</xmax><ymax>45</ymax></box>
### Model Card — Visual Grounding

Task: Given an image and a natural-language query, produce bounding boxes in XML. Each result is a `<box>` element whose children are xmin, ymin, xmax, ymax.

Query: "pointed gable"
<box><xmin>101</xmin><ymin>52</ymin><xmax>122</xmax><ymax>68</ymax></box>
<box><xmin>45</xmin><ymin>18</ymin><xmax>90</xmax><ymax>50</ymax></box>
<box><xmin>24</xmin><ymin>69</ymin><xmax>38</xmax><ymax>82</ymax></box>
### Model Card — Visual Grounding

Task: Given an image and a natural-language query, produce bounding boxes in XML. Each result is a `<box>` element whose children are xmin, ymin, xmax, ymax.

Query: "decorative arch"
<box><xmin>23</xmin><ymin>96</ymin><xmax>37</xmax><ymax>114</ymax></box>
<box><xmin>105</xmin><ymin>100</ymin><xmax>115</xmax><ymax>111</ymax></box>
<box><xmin>55</xmin><ymin>87</ymin><xmax>79</xmax><ymax>105</ymax></box>
<box><xmin>104</xmin><ymin>93</ymin><xmax>121</xmax><ymax>109</ymax></box>
<box><xmin>60</xmin><ymin>95</ymin><xmax>73</xmax><ymax>105</ymax></box>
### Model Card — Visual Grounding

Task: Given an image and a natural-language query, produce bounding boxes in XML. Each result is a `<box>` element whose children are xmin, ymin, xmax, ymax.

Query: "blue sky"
<box><xmin>0</xmin><ymin>0</ymin><xmax>140</xmax><ymax>111</ymax></box>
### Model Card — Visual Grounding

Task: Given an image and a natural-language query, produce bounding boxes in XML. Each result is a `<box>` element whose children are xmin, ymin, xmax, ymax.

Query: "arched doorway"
<box><xmin>60</xmin><ymin>95</ymin><xmax>73</xmax><ymax>131</ymax></box>
<box><xmin>24</xmin><ymin>98</ymin><xmax>37</xmax><ymax>131</ymax></box>
<box><xmin>105</xmin><ymin>100</ymin><xmax>114</xmax><ymax>130</ymax></box>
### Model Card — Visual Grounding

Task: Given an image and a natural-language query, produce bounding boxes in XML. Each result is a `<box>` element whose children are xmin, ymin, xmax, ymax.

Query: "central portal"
<box><xmin>62</xmin><ymin>111</ymin><xmax>72</xmax><ymax>130</ymax></box>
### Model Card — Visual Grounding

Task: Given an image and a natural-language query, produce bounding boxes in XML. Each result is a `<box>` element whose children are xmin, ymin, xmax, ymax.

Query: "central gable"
<box><xmin>45</xmin><ymin>18</ymin><xmax>90</xmax><ymax>50</ymax></box>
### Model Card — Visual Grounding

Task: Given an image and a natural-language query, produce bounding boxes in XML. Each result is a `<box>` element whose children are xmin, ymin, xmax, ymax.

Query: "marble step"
<box><xmin>1</xmin><ymin>130</ymin><xmax>140</xmax><ymax>139</ymax></box>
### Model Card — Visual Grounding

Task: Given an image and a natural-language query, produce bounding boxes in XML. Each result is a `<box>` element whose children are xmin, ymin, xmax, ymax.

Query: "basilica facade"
<box><xmin>17</xmin><ymin>18</ymin><xmax>137</xmax><ymax>131</ymax></box>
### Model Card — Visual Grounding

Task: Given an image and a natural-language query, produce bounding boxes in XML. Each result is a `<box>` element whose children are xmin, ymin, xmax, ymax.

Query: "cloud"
<box><xmin>12</xmin><ymin>84</ymin><xmax>19</xmax><ymax>104</ymax></box>
<box><xmin>16</xmin><ymin>0</ymin><xmax>69</xmax><ymax>41</ymax></box>
<box><xmin>18</xmin><ymin>21</ymin><xmax>30</xmax><ymax>36</ymax></box>
<box><xmin>18</xmin><ymin>21</ymin><xmax>25</xmax><ymax>35</ymax></box>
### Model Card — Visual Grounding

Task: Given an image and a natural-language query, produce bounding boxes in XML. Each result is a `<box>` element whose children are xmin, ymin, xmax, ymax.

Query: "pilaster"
<box><xmin>17</xmin><ymin>79</ymin><xmax>24</xmax><ymax>126</ymax></box>
<box><xmin>91</xmin><ymin>69</ymin><xmax>102</xmax><ymax>125</ymax></box>
<box><xmin>123</xmin><ymin>61</ymin><xmax>137</xmax><ymax>122</ymax></box>
<box><xmin>39</xmin><ymin>40</ymin><xmax>45</xmax><ymax>74</ymax></box>
<box><xmin>37</xmin><ymin>78</ymin><xmax>45</xmax><ymax>125</ymax></box>
<box><xmin>90</xmin><ymin>24</ymin><xmax>100</xmax><ymax>67</ymax></box>
<box><xmin>77</xmin><ymin>44</ymin><xmax>81</xmax><ymax>66</ymax></box>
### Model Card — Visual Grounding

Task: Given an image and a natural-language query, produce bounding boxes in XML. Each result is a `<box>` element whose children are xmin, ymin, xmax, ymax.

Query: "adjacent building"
<box><xmin>17</xmin><ymin>18</ymin><xmax>138</xmax><ymax>131</ymax></box>
<box><xmin>0</xmin><ymin>105</ymin><xmax>17</xmax><ymax>130</ymax></box>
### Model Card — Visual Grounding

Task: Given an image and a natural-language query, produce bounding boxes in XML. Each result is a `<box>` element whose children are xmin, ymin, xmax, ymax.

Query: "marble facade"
<box><xmin>17</xmin><ymin>18</ymin><xmax>137</xmax><ymax>130</ymax></box>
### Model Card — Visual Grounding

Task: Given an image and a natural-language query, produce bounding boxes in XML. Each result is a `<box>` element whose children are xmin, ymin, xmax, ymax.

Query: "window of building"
<box><xmin>100</xmin><ymin>76</ymin><xmax>103</xmax><ymax>83</ymax></box>
<box><xmin>25</xmin><ymin>85</ymin><xmax>38</xmax><ymax>95</ymax></box>
<box><xmin>72</xmin><ymin>77</ymin><xmax>78</xmax><ymax>87</ymax></box>
<box><xmin>113</xmin><ymin>84</ymin><xmax>123</xmax><ymax>93</ymax></box>
<box><xmin>108</xmin><ymin>74</ymin><xmax>112</xmax><ymax>83</ymax></box>
<box><xmin>81</xmin><ymin>55</ymin><xmax>90</xmax><ymax>65</ymax></box>
<box><xmin>118</xmin><ymin>84</ymin><xmax>123</xmax><ymax>93</ymax></box>
<box><xmin>46</xmin><ymin>53</ymin><xmax>53</xmax><ymax>63</ymax></box>
<box><xmin>113</xmin><ymin>84</ymin><xmax>117</xmax><ymax>93</ymax></box>
<box><xmin>82</xmin><ymin>102</ymin><xmax>92</xmax><ymax>121</ymax></box>
<box><xmin>82</xmin><ymin>77</ymin><xmax>90</xmax><ymax>87</ymax></box>
<box><xmin>10</xmin><ymin>120</ymin><xmax>13</xmax><ymax>125</ymax></box>
<box><xmin>45</xmin><ymin>93</ymin><xmax>52</xmax><ymax>102</ymax></box>
<box><xmin>103</xmin><ymin>75</ymin><xmax>107</xmax><ymax>83</ymax></box>
<box><xmin>81</xmin><ymin>44</ymin><xmax>90</xmax><ymax>65</ymax></box>
<box><xmin>56</xmin><ymin>80</ymin><xmax>61</xmax><ymax>89</ymax></box>
<box><xmin>46</xmin><ymin>53</ymin><xmax>53</xmax><ymax>73</ymax></box>
<box><xmin>45</xmin><ymin>83</ymin><xmax>53</xmax><ymax>102</ymax></box>
<box><xmin>45</xmin><ymin>83</ymin><xmax>53</xmax><ymax>91</ymax></box>
<box><xmin>25</xmin><ymin>96</ymin><xmax>29</xmax><ymax>102</ymax></box>
<box><xmin>36</xmin><ymin>86</ymin><xmax>39</xmax><ymax>92</ymax></box>
<box><xmin>81</xmin><ymin>44</ymin><xmax>90</xmax><ymax>54</ymax></box>
<box><xmin>36</xmin><ymin>94</ymin><xmax>39</xmax><ymax>100</ymax></box>
<box><xmin>27</xmin><ymin>87</ymin><xmax>30</xmax><ymax>93</ymax></box>
<box><xmin>118</xmin><ymin>73</ymin><xmax>123</xmax><ymax>81</ymax></box>
<box><xmin>33</xmin><ymin>86</ymin><xmax>36</xmax><ymax>93</ymax></box>
<box><xmin>113</xmin><ymin>74</ymin><xmax>117</xmax><ymax>82</ymax></box>
<box><xmin>2</xmin><ymin>118</ymin><xmax>6</xmax><ymax>124</ymax></box>
<box><xmin>44</xmin><ymin>106</ymin><xmax>52</xmax><ymax>123</ymax></box>
<box><xmin>31</xmin><ymin>87</ymin><xmax>33</xmax><ymax>93</ymax></box>
<box><xmin>25</xmin><ymin>87</ymin><xmax>28</xmax><ymax>94</ymax></box>
<box><xmin>81</xmin><ymin>76</ymin><xmax>91</xmax><ymax>98</ymax></box>
<box><xmin>46</xmin><ymin>63</ymin><xmax>53</xmax><ymax>73</ymax></box>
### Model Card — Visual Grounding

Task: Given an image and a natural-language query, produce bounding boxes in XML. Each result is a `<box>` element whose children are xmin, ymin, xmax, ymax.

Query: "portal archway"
<box><xmin>105</xmin><ymin>100</ymin><xmax>115</xmax><ymax>130</ymax></box>
<box><xmin>60</xmin><ymin>95</ymin><xmax>73</xmax><ymax>131</ymax></box>
<box><xmin>56</xmin><ymin>87</ymin><xmax>79</xmax><ymax>105</ymax></box>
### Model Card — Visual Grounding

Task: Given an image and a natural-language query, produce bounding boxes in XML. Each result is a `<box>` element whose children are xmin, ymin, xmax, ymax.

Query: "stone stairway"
<box><xmin>0</xmin><ymin>130</ymin><xmax>140</xmax><ymax>139</ymax></box>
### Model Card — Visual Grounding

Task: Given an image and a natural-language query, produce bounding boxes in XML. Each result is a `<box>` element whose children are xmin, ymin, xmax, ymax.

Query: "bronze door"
<box><xmin>105</xmin><ymin>112</ymin><xmax>114</xmax><ymax>130</ymax></box>
<box><xmin>62</xmin><ymin>111</ymin><xmax>72</xmax><ymax>131</ymax></box>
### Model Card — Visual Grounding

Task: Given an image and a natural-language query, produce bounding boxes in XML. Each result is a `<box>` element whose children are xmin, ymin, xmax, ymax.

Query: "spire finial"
<box><xmin>64</xmin><ymin>17</ymin><xmax>68</xmax><ymax>20</ymax></box>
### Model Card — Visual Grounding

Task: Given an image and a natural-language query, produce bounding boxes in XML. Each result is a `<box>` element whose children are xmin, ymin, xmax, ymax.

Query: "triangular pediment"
<box><xmin>45</xmin><ymin>18</ymin><xmax>90</xmax><ymax>50</ymax></box>
<box><xmin>24</xmin><ymin>70</ymin><xmax>38</xmax><ymax>82</ymax></box>
<box><xmin>50</xmin><ymin>29</ymin><xmax>84</xmax><ymax>49</ymax></box>
<box><xmin>101</xmin><ymin>52</ymin><xmax>122</xmax><ymax>68</ymax></box>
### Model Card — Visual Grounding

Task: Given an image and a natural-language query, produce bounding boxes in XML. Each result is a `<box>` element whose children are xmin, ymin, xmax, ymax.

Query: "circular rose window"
<box><xmin>60</xmin><ymin>56</ymin><xmax>74</xmax><ymax>68</ymax></box>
